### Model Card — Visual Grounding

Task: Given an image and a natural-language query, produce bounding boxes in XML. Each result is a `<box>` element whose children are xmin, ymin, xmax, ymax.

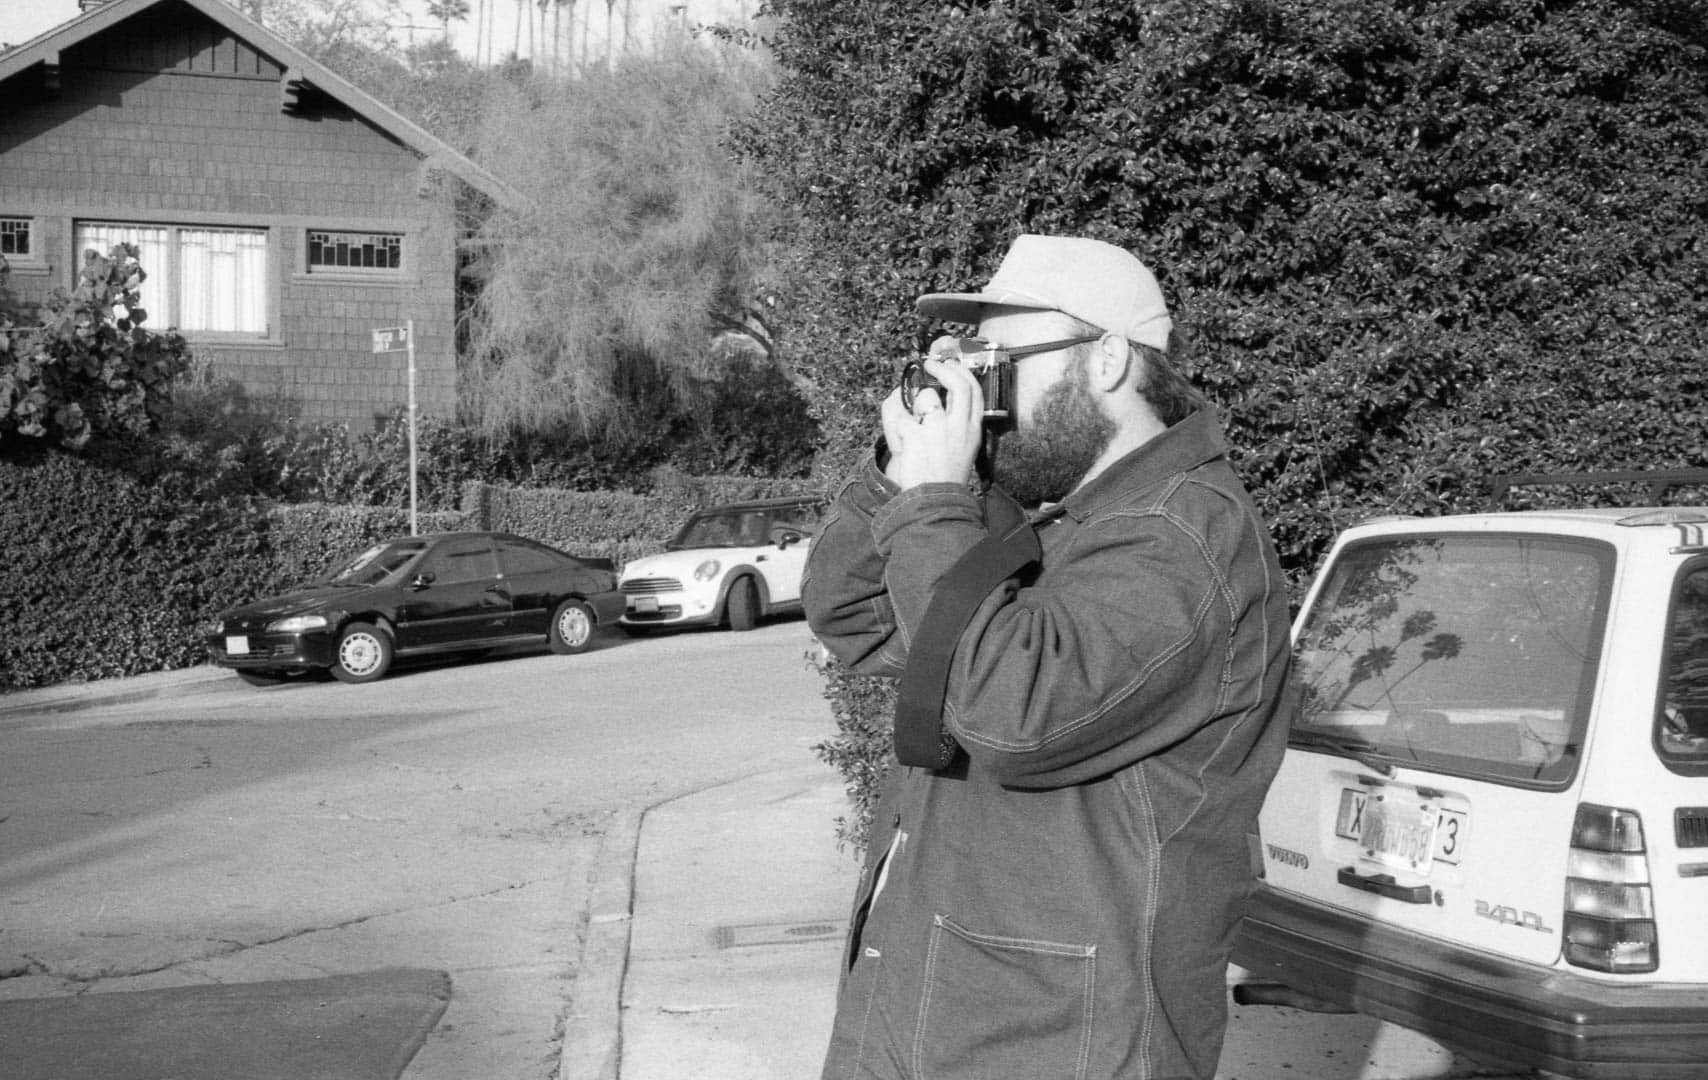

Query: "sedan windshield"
<box><xmin>320</xmin><ymin>541</ymin><xmax>429</xmax><ymax>587</ymax></box>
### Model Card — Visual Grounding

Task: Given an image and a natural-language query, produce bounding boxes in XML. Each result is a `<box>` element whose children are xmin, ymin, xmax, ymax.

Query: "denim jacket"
<box><xmin>804</xmin><ymin>409</ymin><xmax>1292</xmax><ymax>1080</ymax></box>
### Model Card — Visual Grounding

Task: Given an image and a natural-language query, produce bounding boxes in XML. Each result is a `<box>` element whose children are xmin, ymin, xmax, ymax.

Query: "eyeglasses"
<box><xmin>994</xmin><ymin>333</ymin><xmax>1104</xmax><ymax>361</ymax></box>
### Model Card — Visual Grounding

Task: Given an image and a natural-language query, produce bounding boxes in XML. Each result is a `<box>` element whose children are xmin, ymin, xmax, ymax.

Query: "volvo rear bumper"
<box><xmin>1232</xmin><ymin>885</ymin><xmax>1708</xmax><ymax>1079</ymax></box>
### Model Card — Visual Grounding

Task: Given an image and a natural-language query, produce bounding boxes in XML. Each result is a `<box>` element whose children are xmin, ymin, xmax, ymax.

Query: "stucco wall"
<box><xmin>0</xmin><ymin>8</ymin><xmax>460</xmax><ymax>429</ymax></box>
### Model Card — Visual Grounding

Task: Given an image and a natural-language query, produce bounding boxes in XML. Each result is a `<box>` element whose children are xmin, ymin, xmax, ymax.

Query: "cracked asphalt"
<box><xmin>0</xmin><ymin>622</ymin><xmax>832</xmax><ymax>1080</ymax></box>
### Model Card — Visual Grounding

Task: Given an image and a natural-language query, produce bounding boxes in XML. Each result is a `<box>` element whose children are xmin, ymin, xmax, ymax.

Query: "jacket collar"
<box><xmin>1049</xmin><ymin>408</ymin><xmax>1230</xmax><ymax>523</ymax></box>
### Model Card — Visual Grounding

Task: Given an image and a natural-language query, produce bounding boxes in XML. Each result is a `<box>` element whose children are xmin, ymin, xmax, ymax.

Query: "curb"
<box><xmin>559</xmin><ymin>808</ymin><xmax>642</xmax><ymax>1080</ymax></box>
<box><xmin>0</xmin><ymin>666</ymin><xmax>231</xmax><ymax>718</ymax></box>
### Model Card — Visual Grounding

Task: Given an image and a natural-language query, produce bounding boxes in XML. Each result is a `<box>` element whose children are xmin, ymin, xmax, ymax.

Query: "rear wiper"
<box><xmin>1297</xmin><ymin>734</ymin><xmax>1396</xmax><ymax>778</ymax></box>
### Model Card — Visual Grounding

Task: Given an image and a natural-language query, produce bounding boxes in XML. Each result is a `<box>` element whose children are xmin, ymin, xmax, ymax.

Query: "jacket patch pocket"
<box><xmin>914</xmin><ymin>914</ymin><xmax>1095</xmax><ymax>1080</ymax></box>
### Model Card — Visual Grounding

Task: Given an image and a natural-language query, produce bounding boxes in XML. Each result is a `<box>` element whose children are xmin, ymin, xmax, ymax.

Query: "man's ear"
<box><xmin>1086</xmin><ymin>334</ymin><xmax>1132</xmax><ymax>393</ymax></box>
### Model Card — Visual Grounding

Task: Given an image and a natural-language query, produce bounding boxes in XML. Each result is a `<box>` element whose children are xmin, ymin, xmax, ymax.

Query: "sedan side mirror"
<box><xmin>410</xmin><ymin>572</ymin><xmax>436</xmax><ymax>590</ymax></box>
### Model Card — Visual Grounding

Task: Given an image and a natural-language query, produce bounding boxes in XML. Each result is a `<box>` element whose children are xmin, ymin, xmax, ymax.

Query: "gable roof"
<box><xmin>0</xmin><ymin>0</ymin><xmax>521</xmax><ymax>207</ymax></box>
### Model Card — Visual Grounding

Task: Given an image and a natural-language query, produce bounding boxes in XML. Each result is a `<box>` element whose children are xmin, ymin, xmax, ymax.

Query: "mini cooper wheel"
<box><xmin>550</xmin><ymin>599</ymin><xmax>596</xmax><ymax>654</ymax></box>
<box><xmin>332</xmin><ymin>622</ymin><xmax>393</xmax><ymax>683</ymax></box>
<box><xmin>726</xmin><ymin>577</ymin><xmax>760</xmax><ymax>632</ymax></box>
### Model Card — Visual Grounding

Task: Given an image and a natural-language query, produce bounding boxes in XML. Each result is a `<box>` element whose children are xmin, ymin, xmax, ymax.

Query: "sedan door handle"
<box><xmin>1337</xmin><ymin>866</ymin><xmax>1432</xmax><ymax>904</ymax></box>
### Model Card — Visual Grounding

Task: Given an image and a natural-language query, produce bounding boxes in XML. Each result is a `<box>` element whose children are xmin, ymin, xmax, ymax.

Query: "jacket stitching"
<box><xmin>845</xmin><ymin>945</ymin><xmax>880</xmax><ymax>1077</ymax></box>
<box><xmin>913</xmin><ymin>917</ymin><xmax>944</xmax><ymax>1079</ymax></box>
<box><xmin>1123</xmin><ymin>764</ymin><xmax>1162</xmax><ymax>1077</ymax></box>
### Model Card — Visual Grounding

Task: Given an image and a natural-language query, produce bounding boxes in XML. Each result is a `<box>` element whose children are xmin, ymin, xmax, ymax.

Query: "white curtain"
<box><xmin>73</xmin><ymin>222</ymin><xmax>267</xmax><ymax>333</ymax></box>
<box><xmin>72</xmin><ymin>222</ymin><xmax>168</xmax><ymax>326</ymax></box>
<box><xmin>179</xmin><ymin>228</ymin><xmax>267</xmax><ymax>332</ymax></box>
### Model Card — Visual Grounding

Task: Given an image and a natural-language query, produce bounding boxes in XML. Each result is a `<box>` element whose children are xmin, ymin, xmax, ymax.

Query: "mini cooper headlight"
<box><xmin>267</xmin><ymin>613</ymin><xmax>330</xmax><ymax>633</ymax></box>
<box><xmin>694</xmin><ymin>559</ymin><xmax>721</xmax><ymax>582</ymax></box>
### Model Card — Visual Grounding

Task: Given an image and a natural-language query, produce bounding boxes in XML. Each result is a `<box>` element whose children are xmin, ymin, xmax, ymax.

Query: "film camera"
<box><xmin>899</xmin><ymin>337</ymin><xmax>1016</xmax><ymax>423</ymax></box>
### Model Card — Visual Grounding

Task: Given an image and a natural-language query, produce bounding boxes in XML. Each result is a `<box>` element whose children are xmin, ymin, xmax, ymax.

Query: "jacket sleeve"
<box><xmin>802</xmin><ymin>455</ymin><xmax>987</xmax><ymax>677</ymax></box>
<box><xmin>875</xmin><ymin>489</ymin><xmax>1266</xmax><ymax>790</ymax></box>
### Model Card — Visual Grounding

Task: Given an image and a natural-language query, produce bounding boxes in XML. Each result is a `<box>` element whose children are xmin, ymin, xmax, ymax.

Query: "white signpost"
<box><xmin>371</xmin><ymin>321</ymin><xmax>418</xmax><ymax>535</ymax></box>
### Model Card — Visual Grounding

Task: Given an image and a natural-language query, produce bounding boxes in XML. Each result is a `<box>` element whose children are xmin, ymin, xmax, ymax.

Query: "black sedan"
<box><xmin>206</xmin><ymin>532</ymin><xmax>625</xmax><ymax>685</ymax></box>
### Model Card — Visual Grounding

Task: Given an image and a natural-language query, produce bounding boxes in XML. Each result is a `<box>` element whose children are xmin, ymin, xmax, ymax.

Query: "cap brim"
<box><xmin>916</xmin><ymin>288</ymin><xmax>1057</xmax><ymax>325</ymax></box>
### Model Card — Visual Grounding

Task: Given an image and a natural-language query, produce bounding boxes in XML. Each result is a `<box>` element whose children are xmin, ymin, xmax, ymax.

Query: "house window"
<box><xmin>73</xmin><ymin>221</ymin><xmax>269</xmax><ymax>335</ymax></box>
<box><xmin>1</xmin><ymin>217</ymin><xmax>31</xmax><ymax>258</ymax></box>
<box><xmin>307</xmin><ymin>230</ymin><xmax>402</xmax><ymax>273</ymax></box>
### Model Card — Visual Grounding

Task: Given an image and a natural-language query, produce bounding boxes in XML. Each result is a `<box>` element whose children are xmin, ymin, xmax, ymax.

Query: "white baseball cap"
<box><xmin>916</xmin><ymin>234</ymin><xmax>1172</xmax><ymax>350</ymax></box>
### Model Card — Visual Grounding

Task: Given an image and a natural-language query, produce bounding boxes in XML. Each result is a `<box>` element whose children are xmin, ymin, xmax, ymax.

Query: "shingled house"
<box><xmin>0</xmin><ymin>0</ymin><xmax>514</xmax><ymax>429</ymax></box>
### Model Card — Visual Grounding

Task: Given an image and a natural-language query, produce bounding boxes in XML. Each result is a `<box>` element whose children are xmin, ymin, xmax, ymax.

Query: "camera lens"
<box><xmin>899</xmin><ymin>359</ymin><xmax>943</xmax><ymax>412</ymax></box>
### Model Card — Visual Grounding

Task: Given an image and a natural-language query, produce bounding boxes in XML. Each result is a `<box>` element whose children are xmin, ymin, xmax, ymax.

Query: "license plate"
<box><xmin>1336</xmin><ymin>788</ymin><xmax>1466</xmax><ymax>871</ymax></box>
<box><xmin>225</xmin><ymin>635</ymin><xmax>250</xmax><ymax>656</ymax></box>
<box><xmin>631</xmin><ymin>597</ymin><xmax>659</xmax><ymax>613</ymax></box>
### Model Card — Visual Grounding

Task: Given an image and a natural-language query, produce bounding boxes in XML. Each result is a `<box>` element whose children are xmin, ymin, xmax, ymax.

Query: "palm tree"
<box><xmin>426</xmin><ymin>0</ymin><xmax>471</xmax><ymax>41</ymax></box>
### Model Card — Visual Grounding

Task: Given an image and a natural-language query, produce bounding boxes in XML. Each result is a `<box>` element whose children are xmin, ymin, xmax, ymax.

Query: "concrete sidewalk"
<box><xmin>561</xmin><ymin>757</ymin><xmax>859</xmax><ymax>1080</ymax></box>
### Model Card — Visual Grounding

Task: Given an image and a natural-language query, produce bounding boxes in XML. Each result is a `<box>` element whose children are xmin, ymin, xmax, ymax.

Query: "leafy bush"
<box><xmin>811</xmin><ymin>655</ymin><xmax>898</xmax><ymax>854</ymax></box>
<box><xmin>160</xmin><ymin>359</ymin><xmax>819</xmax><ymax>509</ymax></box>
<box><xmin>0</xmin><ymin>246</ymin><xmax>191</xmax><ymax>450</ymax></box>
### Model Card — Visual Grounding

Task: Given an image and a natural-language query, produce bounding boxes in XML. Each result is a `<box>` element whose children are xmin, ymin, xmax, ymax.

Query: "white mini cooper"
<box><xmin>618</xmin><ymin>496</ymin><xmax>826</xmax><ymax>633</ymax></box>
<box><xmin>1234</xmin><ymin>470</ymin><xmax>1708</xmax><ymax>1079</ymax></box>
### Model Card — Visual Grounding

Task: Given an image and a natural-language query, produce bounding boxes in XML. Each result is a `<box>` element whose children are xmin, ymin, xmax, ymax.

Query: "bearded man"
<box><xmin>803</xmin><ymin>234</ymin><xmax>1293</xmax><ymax>1080</ymax></box>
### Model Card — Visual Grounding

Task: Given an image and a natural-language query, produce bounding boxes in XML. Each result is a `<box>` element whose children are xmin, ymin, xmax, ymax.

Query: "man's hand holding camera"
<box><xmin>882</xmin><ymin>351</ymin><xmax>985</xmax><ymax>490</ymax></box>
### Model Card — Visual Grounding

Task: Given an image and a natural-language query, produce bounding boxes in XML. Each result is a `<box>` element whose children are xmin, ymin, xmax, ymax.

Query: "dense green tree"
<box><xmin>743</xmin><ymin>0</ymin><xmax>1708</xmax><ymax>581</ymax></box>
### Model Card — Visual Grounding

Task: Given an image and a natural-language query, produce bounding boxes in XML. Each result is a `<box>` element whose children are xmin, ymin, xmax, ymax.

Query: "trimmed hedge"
<box><xmin>0</xmin><ymin>449</ymin><xmax>451</xmax><ymax>692</ymax></box>
<box><xmin>461</xmin><ymin>467</ymin><xmax>831</xmax><ymax>568</ymax></box>
<box><xmin>2</xmin><ymin>449</ymin><xmax>264</xmax><ymax>689</ymax></box>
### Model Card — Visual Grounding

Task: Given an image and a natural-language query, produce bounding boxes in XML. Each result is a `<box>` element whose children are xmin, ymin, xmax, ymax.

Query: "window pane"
<box><xmin>1292</xmin><ymin>535</ymin><xmax>1613</xmax><ymax>785</ymax></box>
<box><xmin>307</xmin><ymin>230</ymin><xmax>401</xmax><ymax>272</ymax></box>
<box><xmin>73</xmin><ymin>222</ymin><xmax>169</xmax><ymax>325</ymax></box>
<box><xmin>0</xmin><ymin>217</ymin><xmax>30</xmax><ymax>256</ymax></box>
<box><xmin>418</xmin><ymin>539</ymin><xmax>497</xmax><ymax>585</ymax></box>
<box><xmin>179</xmin><ymin>228</ymin><xmax>267</xmax><ymax>332</ymax></box>
<box><xmin>1660</xmin><ymin>567</ymin><xmax>1708</xmax><ymax>762</ymax></box>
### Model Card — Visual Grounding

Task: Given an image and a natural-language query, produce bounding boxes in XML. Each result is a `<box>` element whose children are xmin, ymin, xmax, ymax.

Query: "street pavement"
<box><xmin>1</xmin><ymin>667</ymin><xmax>1537</xmax><ymax>1080</ymax></box>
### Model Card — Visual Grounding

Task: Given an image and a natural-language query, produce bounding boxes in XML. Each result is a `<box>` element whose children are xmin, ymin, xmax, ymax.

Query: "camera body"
<box><xmin>899</xmin><ymin>337</ymin><xmax>1016</xmax><ymax>421</ymax></box>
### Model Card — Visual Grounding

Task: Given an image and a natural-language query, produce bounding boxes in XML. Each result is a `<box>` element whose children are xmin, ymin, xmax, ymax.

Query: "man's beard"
<box><xmin>991</xmin><ymin>360</ymin><xmax>1115</xmax><ymax>506</ymax></box>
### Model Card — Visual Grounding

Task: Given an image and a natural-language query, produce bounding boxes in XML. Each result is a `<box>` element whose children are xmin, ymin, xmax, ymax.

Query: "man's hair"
<box><xmin>1064</xmin><ymin>317</ymin><xmax>1206</xmax><ymax>426</ymax></box>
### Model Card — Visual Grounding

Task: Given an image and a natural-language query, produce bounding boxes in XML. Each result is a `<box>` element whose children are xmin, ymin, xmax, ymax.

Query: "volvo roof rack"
<box><xmin>1488</xmin><ymin>468</ymin><xmax>1708</xmax><ymax>510</ymax></box>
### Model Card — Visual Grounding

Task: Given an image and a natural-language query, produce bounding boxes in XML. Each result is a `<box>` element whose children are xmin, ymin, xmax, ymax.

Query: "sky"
<box><xmin>0</xmin><ymin>0</ymin><xmax>83</xmax><ymax>49</ymax></box>
<box><xmin>0</xmin><ymin>0</ymin><xmax>755</xmax><ymax>61</ymax></box>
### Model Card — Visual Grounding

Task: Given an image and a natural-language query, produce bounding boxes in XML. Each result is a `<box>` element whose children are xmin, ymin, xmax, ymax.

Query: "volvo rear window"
<box><xmin>1291</xmin><ymin>534</ymin><xmax>1614</xmax><ymax>787</ymax></box>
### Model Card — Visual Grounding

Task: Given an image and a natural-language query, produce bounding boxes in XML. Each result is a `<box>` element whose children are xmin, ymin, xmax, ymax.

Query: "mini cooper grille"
<box><xmin>623</xmin><ymin>577</ymin><xmax>683</xmax><ymax>594</ymax></box>
<box><xmin>1676</xmin><ymin>807</ymin><xmax>1708</xmax><ymax>848</ymax></box>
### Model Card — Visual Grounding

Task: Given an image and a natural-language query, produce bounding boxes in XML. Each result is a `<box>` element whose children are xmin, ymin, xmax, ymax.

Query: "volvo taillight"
<box><xmin>1563</xmin><ymin>803</ymin><xmax>1657</xmax><ymax>973</ymax></box>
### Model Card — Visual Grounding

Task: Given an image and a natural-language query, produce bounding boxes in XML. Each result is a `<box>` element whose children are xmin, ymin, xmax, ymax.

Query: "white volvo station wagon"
<box><xmin>1234</xmin><ymin>470</ymin><xmax>1708</xmax><ymax>1079</ymax></box>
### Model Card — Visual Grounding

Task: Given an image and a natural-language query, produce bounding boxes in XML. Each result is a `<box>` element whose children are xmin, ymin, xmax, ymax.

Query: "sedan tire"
<box><xmin>332</xmin><ymin>622</ymin><xmax>393</xmax><ymax>683</ymax></box>
<box><xmin>549</xmin><ymin>599</ymin><xmax>596</xmax><ymax>654</ymax></box>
